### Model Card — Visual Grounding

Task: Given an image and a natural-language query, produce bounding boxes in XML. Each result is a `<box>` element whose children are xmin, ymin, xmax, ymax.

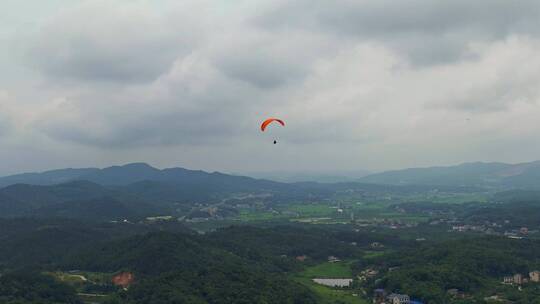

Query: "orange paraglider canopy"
<box><xmin>261</xmin><ymin>118</ymin><xmax>285</xmax><ymax>131</ymax></box>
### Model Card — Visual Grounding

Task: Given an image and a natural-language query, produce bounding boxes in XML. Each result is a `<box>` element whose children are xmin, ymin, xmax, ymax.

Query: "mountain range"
<box><xmin>0</xmin><ymin>164</ymin><xmax>289</xmax><ymax>219</ymax></box>
<box><xmin>242</xmin><ymin>170</ymin><xmax>372</xmax><ymax>183</ymax></box>
<box><xmin>0</xmin><ymin>163</ymin><xmax>255</xmax><ymax>187</ymax></box>
<box><xmin>2</xmin><ymin>161</ymin><xmax>540</xmax><ymax>220</ymax></box>
<box><xmin>5</xmin><ymin>161</ymin><xmax>540</xmax><ymax>189</ymax></box>
<box><xmin>3</xmin><ymin>161</ymin><xmax>540</xmax><ymax>192</ymax></box>
<box><xmin>358</xmin><ymin>160</ymin><xmax>540</xmax><ymax>188</ymax></box>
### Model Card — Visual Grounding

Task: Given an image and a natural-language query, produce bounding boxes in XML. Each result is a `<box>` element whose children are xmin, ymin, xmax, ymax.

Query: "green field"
<box><xmin>286</xmin><ymin>204</ymin><xmax>337</xmax><ymax>217</ymax></box>
<box><xmin>49</xmin><ymin>271</ymin><xmax>116</xmax><ymax>303</ymax></box>
<box><xmin>232</xmin><ymin>193</ymin><xmax>485</xmax><ymax>226</ymax></box>
<box><xmin>293</xmin><ymin>261</ymin><xmax>367</xmax><ymax>304</ymax></box>
<box><xmin>236</xmin><ymin>209</ymin><xmax>286</xmax><ymax>221</ymax></box>
<box><xmin>51</xmin><ymin>271</ymin><xmax>113</xmax><ymax>285</ymax></box>
<box><xmin>403</xmin><ymin>193</ymin><xmax>489</xmax><ymax>204</ymax></box>
<box><xmin>372</xmin><ymin>212</ymin><xmax>429</xmax><ymax>223</ymax></box>
<box><xmin>362</xmin><ymin>251</ymin><xmax>386</xmax><ymax>259</ymax></box>
<box><xmin>234</xmin><ymin>203</ymin><xmax>345</xmax><ymax>223</ymax></box>
<box><xmin>78</xmin><ymin>293</ymin><xmax>110</xmax><ymax>304</ymax></box>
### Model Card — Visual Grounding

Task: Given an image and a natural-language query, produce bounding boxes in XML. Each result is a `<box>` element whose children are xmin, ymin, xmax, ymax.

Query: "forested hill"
<box><xmin>1</xmin><ymin>220</ymin><xmax>363</xmax><ymax>304</ymax></box>
<box><xmin>359</xmin><ymin>160</ymin><xmax>540</xmax><ymax>188</ymax></box>
<box><xmin>0</xmin><ymin>163</ymin><xmax>282</xmax><ymax>189</ymax></box>
<box><xmin>6</xmin><ymin>161</ymin><xmax>540</xmax><ymax>191</ymax></box>
<box><xmin>0</xmin><ymin>163</ymin><xmax>482</xmax><ymax>221</ymax></box>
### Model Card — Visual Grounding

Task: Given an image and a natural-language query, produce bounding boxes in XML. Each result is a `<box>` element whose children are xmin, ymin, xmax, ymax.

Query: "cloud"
<box><xmin>426</xmin><ymin>36</ymin><xmax>540</xmax><ymax>112</ymax></box>
<box><xmin>0</xmin><ymin>91</ymin><xmax>14</xmax><ymax>136</ymax></box>
<box><xmin>1</xmin><ymin>0</ymin><xmax>540</xmax><ymax>172</ymax></box>
<box><xmin>26</xmin><ymin>1</ymin><xmax>194</xmax><ymax>83</ymax></box>
<box><xmin>32</xmin><ymin>52</ymin><xmax>261</xmax><ymax>147</ymax></box>
<box><xmin>255</xmin><ymin>0</ymin><xmax>540</xmax><ymax>65</ymax></box>
<box><xmin>209</xmin><ymin>30</ymin><xmax>329</xmax><ymax>89</ymax></box>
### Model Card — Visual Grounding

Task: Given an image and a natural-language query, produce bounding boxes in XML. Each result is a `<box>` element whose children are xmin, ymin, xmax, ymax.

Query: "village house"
<box><xmin>452</xmin><ymin>225</ymin><xmax>469</xmax><ymax>232</ymax></box>
<box><xmin>530</xmin><ymin>270</ymin><xmax>540</xmax><ymax>282</ymax></box>
<box><xmin>388</xmin><ymin>266</ymin><xmax>400</xmax><ymax>272</ymax></box>
<box><xmin>328</xmin><ymin>255</ymin><xmax>341</xmax><ymax>263</ymax></box>
<box><xmin>373</xmin><ymin>289</ymin><xmax>386</xmax><ymax>303</ymax></box>
<box><xmin>364</xmin><ymin>269</ymin><xmax>379</xmax><ymax>277</ymax></box>
<box><xmin>503</xmin><ymin>276</ymin><xmax>514</xmax><ymax>284</ymax></box>
<box><xmin>503</xmin><ymin>273</ymin><xmax>537</xmax><ymax>285</ymax></box>
<box><xmin>386</xmin><ymin>293</ymin><xmax>410</xmax><ymax>304</ymax></box>
<box><xmin>371</xmin><ymin>242</ymin><xmax>384</xmax><ymax>248</ymax></box>
<box><xmin>358</xmin><ymin>268</ymin><xmax>379</xmax><ymax>282</ymax></box>
<box><xmin>447</xmin><ymin>289</ymin><xmax>459</xmax><ymax>296</ymax></box>
<box><xmin>447</xmin><ymin>288</ymin><xmax>466</xmax><ymax>299</ymax></box>
<box><xmin>295</xmin><ymin>255</ymin><xmax>307</xmax><ymax>262</ymax></box>
<box><xmin>112</xmin><ymin>272</ymin><xmax>134</xmax><ymax>289</ymax></box>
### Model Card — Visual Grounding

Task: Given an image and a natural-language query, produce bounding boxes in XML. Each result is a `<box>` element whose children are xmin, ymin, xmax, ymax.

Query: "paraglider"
<box><xmin>260</xmin><ymin>118</ymin><xmax>285</xmax><ymax>131</ymax></box>
<box><xmin>261</xmin><ymin>118</ymin><xmax>284</xmax><ymax>144</ymax></box>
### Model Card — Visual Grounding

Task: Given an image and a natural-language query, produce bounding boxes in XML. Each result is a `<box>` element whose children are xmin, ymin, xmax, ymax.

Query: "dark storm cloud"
<box><xmin>256</xmin><ymin>0</ymin><xmax>540</xmax><ymax>65</ymax></box>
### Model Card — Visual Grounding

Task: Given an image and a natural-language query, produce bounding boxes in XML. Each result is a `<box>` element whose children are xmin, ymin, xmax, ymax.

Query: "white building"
<box><xmin>530</xmin><ymin>271</ymin><xmax>540</xmax><ymax>282</ymax></box>
<box><xmin>312</xmin><ymin>278</ymin><xmax>352</xmax><ymax>288</ymax></box>
<box><xmin>328</xmin><ymin>256</ymin><xmax>341</xmax><ymax>263</ymax></box>
<box><xmin>503</xmin><ymin>276</ymin><xmax>514</xmax><ymax>284</ymax></box>
<box><xmin>387</xmin><ymin>293</ymin><xmax>410</xmax><ymax>304</ymax></box>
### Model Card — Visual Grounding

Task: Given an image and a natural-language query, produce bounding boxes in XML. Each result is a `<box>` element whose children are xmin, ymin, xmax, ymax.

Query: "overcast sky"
<box><xmin>1</xmin><ymin>0</ymin><xmax>540</xmax><ymax>175</ymax></box>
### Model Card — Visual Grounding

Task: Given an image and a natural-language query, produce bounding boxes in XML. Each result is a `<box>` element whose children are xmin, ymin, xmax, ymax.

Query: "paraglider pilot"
<box><xmin>261</xmin><ymin>118</ymin><xmax>285</xmax><ymax>145</ymax></box>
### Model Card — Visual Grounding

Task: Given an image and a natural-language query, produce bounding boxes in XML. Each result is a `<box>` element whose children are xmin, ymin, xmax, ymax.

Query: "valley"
<box><xmin>2</xmin><ymin>162</ymin><xmax>540</xmax><ymax>303</ymax></box>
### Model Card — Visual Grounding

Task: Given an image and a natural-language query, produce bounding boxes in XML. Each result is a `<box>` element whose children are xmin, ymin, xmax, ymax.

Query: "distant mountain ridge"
<box><xmin>359</xmin><ymin>160</ymin><xmax>540</xmax><ymax>188</ymax></box>
<box><xmin>0</xmin><ymin>168</ymin><xmax>100</xmax><ymax>187</ymax></box>
<box><xmin>0</xmin><ymin>163</ymin><xmax>276</xmax><ymax>188</ymax></box>
<box><xmin>0</xmin><ymin>162</ymin><xmax>486</xmax><ymax>220</ymax></box>
<box><xmin>0</xmin><ymin>163</ymin><xmax>285</xmax><ymax>219</ymax></box>
<box><xmin>241</xmin><ymin>169</ymin><xmax>372</xmax><ymax>183</ymax></box>
<box><xmin>4</xmin><ymin>161</ymin><xmax>540</xmax><ymax>189</ymax></box>
<box><xmin>0</xmin><ymin>180</ymin><xmax>154</xmax><ymax>219</ymax></box>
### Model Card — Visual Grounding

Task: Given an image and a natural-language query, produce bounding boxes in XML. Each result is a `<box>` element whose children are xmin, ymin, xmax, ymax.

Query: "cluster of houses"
<box><xmin>503</xmin><ymin>270</ymin><xmax>540</xmax><ymax>285</ymax></box>
<box><xmin>450</xmin><ymin>222</ymin><xmax>536</xmax><ymax>239</ymax></box>
<box><xmin>354</xmin><ymin>218</ymin><xmax>419</xmax><ymax>229</ymax></box>
<box><xmin>371</xmin><ymin>242</ymin><xmax>385</xmax><ymax>249</ymax></box>
<box><xmin>423</xmin><ymin>215</ymin><xmax>540</xmax><ymax>238</ymax></box>
<box><xmin>295</xmin><ymin>254</ymin><xmax>342</xmax><ymax>263</ymax></box>
<box><xmin>373</xmin><ymin>289</ymin><xmax>423</xmax><ymax>304</ymax></box>
<box><xmin>358</xmin><ymin>268</ymin><xmax>379</xmax><ymax>282</ymax></box>
<box><xmin>503</xmin><ymin>227</ymin><xmax>535</xmax><ymax>239</ymax></box>
<box><xmin>112</xmin><ymin>271</ymin><xmax>134</xmax><ymax>289</ymax></box>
